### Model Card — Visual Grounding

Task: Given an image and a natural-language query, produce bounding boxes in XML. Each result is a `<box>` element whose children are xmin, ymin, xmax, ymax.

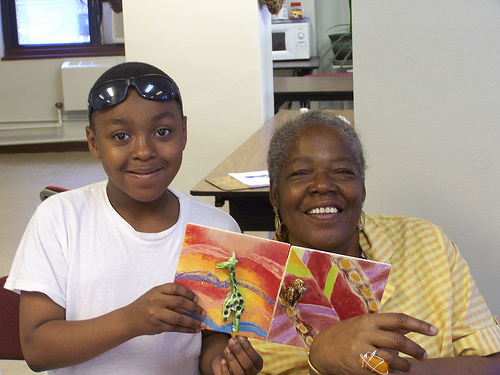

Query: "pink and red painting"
<box><xmin>266</xmin><ymin>246</ymin><xmax>391</xmax><ymax>347</ymax></box>
<box><xmin>174</xmin><ymin>223</ymin><xmax>391</xmax><ymax>348</ymax></box>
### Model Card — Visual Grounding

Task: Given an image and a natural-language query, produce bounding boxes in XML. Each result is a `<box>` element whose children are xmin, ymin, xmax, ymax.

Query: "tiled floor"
<box><xmin>0</xmin><ymin>151</ymin><xmax>106</xmax><ymax>374</ymax></box>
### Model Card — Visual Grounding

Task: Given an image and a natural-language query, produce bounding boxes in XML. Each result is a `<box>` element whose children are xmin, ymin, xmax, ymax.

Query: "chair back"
<box><xmin>0</xmin><ymin>276</ymin><xmax>24</xmax><ymax>360</ymax></box>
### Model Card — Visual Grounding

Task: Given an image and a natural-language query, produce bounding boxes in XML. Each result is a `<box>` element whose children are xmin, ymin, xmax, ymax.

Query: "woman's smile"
<box><xmin>302</xmin><ymin>203</ymin><xmax>343</xmax><ymax>228</ymax></box>
<box><xmin>306</xmin><ymin>206</ymin><xmax>339</xmax><ymax>215</ymax></box>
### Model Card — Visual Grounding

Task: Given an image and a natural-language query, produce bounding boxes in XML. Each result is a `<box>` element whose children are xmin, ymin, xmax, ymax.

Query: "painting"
<box><xmin>175</xmin><ymin>223</ymin><xmax>290</xmax><ymax>340</ymax></box>
<box><xmin>175</xmin><ymin>223</ymin><xmax>391</xmax><ymax>347</ymax></box>
<box><xmin>266</xmin><ymin>246</ymin><xmax>391</xmax><ymax>347</ymax></box>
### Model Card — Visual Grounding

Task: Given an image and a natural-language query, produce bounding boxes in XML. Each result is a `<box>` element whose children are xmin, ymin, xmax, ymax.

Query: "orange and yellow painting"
<box><xmin>175</xmin><ymin>223</ymin><xmax>290</xmax><ymax>340</ymax></box>
<box><xmin>175</xmin><ymin>223</ymin><xmax>391</xmax><ymax>347</ymax></box>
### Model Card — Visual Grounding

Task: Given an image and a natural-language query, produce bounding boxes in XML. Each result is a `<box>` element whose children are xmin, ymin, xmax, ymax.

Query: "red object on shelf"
<box><xmin>289</xmin><ymin>2</ymin><xmax>303</xmax><ymax>19</ymax></box>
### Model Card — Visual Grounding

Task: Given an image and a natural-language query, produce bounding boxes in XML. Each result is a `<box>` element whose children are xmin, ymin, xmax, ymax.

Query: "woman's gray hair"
<box><xmin>267</xmin><ymin>110</ymin><xmax>366</xmax><ymax>185</ymax></box>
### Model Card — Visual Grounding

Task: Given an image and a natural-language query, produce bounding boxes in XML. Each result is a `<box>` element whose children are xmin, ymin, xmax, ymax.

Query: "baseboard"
<box><xmin>0</xmin><ymin>141</ymin><xmax>89</xmax><ymax>153</ymax></box>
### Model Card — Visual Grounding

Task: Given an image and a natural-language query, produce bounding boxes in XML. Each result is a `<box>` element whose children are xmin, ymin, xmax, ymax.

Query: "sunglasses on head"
<box><xmin>88</xmin><ymin>74</ymin><xmax>182</xmax><ymax>113</ymax></box>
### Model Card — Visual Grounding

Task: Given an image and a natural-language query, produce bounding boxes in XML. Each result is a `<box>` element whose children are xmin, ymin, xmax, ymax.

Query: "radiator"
<box><xmin>61</xmin><ymin>57</ymin><xmax>125</xmax><ymax>111</ymax></box>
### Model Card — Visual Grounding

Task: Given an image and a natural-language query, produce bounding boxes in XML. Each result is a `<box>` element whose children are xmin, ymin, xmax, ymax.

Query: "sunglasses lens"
<box><xmin>91</xmin><ymin>81</ymin><xmax>128</xmax><ymax>110</ymax></box>
<box><xmin>89</xmin><ymin>75</ymin><xmax>181</xmax><ymax>113</ymax></box>
<box><xmin>135</xmin><ymin>76</ymin><xmax>178</xmax><ymax>100</ymax></box>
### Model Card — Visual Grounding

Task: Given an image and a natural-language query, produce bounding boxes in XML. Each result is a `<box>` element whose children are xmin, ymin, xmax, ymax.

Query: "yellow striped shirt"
<box><xmin>252</xmin><ymin>215</ymin><xmax>500</xmax><ymax>374</ymax></box>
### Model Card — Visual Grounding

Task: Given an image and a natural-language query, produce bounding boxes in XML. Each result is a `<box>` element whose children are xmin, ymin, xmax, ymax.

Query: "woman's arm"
<box><xmin>308</xmin><ymin>313</ymin><xmax>438</xmax><ymax>375</ymax></box>
<box><xmin>402</xmin><ymin>352</ymin><xmax>500</xmax><ymax>375</ymax></box>
<box><xmin>308</xmin><ymin>312</ymin><xmax>500</xmax><ymax>375</ymax></box>
<box><xmin>20</xmin><ymin>283</ymin><xmax>206</xmax><ymax>371</ymax></box>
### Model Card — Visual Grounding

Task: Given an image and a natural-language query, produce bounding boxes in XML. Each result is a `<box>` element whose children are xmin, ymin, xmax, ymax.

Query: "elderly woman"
<box><xmin>251</xmin><ymin>111</ymin><xmax>500</xmax><ymax>374</ymax></box>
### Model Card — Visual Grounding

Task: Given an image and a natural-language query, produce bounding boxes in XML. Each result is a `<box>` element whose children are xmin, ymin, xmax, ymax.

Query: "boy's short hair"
<box><xmin>88</xmin><ymin>61</ymin><xmax>183</xmax><ymax>128</ymax></box>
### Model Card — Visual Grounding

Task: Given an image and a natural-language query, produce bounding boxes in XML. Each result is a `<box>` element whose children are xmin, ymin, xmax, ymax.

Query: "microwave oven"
<box><xmin>271</xmin><ymin>19</ymin><xmax>311</xmax><ymax>61</ymax></box>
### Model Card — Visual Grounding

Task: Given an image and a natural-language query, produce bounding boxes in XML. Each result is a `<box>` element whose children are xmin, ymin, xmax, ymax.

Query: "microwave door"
<box><xmin>272</xmin><ymin>24</ymin><xmax>295</xmax><ymax>60</ymax></box>
<box><xmin>272</xmin><ymin>32</ymin><xmax>286</xmax><ymax>52</ymax></box>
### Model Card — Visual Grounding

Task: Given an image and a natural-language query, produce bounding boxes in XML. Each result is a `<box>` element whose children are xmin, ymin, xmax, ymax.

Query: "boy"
<box><xmin>6</xmin><ymin>62</ymin><xmax>263</xmax><ymax>375</ymax></box>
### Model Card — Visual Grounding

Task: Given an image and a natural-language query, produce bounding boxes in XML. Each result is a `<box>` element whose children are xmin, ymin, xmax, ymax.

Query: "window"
<box><xmin>16</xmin><ymin>0</ymin><xmax>90</xmax><ymax>45</ymax></box>
<box><xmin>1</xmin><ymin>0</ymin><xmax>124</xmax><ymax>60</ymax></box>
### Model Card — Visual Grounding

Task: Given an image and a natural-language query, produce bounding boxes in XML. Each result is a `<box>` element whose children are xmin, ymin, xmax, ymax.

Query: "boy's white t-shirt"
<box><xmin>6</xmin><ymin>181</ymin><xmax>240</xmax><ymax>375</ymax></box>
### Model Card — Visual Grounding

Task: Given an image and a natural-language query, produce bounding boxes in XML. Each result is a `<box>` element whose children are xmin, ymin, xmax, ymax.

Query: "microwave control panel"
<box><xmin>294</xmin><ymin>25</ymin><xmax>310</xmax><ymax>57</ymax></box>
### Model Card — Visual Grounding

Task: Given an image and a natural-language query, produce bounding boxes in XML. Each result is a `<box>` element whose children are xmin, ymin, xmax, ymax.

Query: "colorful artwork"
<box><xmin>267</xmin><ymin>246</ymin><xmax>391</xmax><ymax>347</ymax></box>
<box><xmin>175</xmin><ymin>224</ymin><xmax>391</xmax><ymax>347</ymax></box>
<box><xmin>216</xmin><ymin>252</ymin><xmax>245</xmax><ymax>332</ymax></box>
<box><xmin>175</xmin><ymin>223</ymin><xmax>290</xmax><ymax>340</ymax></box>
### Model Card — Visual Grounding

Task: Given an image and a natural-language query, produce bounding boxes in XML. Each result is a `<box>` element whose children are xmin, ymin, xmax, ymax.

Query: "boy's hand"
<box><xmin>124</xmin><ymin>282</ymin><xmax>206</xmax><ymax>336</ymax></box>
<box><xmin>213</xmin><ymin>336</ymin><xmax>263</xmax><ymax>375</ymax></box>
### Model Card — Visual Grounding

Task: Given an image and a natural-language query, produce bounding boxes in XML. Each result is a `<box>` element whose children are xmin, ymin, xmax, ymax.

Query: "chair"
<box><xmin>0</xmin><ymin>186</ymin><xmax>68</xmax><ymax>361</ymax></box>
<box><xmin>40</xmin><ymin>185</ymin><xmax>68</xmax><ymax>201</ymax></box>
<box><xmin>0</xmin><ymin>275</ymin><xmax>24</xmax><ymax>360</ymax></box>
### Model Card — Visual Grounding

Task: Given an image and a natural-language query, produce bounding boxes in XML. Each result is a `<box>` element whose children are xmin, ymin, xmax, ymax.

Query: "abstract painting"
<box><xmin>175</xmin><ymin>223</ymin><xmax>290</xmax><ymax>340</ymax></box>
<box><xmin>266</xmin><ymin>246</ymin><xmax>391</xmax><ymax>347</ymax></box>
<box><xmin>175</xmin><ymin>223</ymin><xmax>391</xmax><ymax>347</ymax></box>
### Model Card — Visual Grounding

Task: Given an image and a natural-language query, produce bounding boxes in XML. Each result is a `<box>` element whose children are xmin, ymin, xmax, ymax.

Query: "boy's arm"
<box><xmin>200</xmin><ymin>331</ymin><xmax>263</xmax><ymax>375</ymax></box>
<box><xmin>20</xmin><ymin>283</ymin><xmax>207</xmax><ymax>372</ymax></box>
<box><xmin>20</xmin><ymin>291</ymin><xmax>135</xmax><ymax>371</ymax></box>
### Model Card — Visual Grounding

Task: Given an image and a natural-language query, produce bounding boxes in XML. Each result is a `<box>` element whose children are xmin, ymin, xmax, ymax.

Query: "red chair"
<box><xmin>1</xmin><ymin>186</ymin><xmax>68</xmax><ymax>361</ymax></box>
<box><xmin>39</xmin><ymin>185</ymin><xmax>69</xmax><ymax>201</ymax></box>
<box><xmin>0</xmin><ymin>275</ymin><xmax>24</xmax><ymax>360</ymax></box>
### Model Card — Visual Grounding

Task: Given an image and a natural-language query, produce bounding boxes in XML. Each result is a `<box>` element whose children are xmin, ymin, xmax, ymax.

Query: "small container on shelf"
<box><xmin>271</xmin><ymin>2</ymin><xmax>288</xmax><ymax>20</ymax></box>
<box><xmin>289</xmin><ymin>2</ymin><xmax>303</xmax><ymax>19</ymax></box>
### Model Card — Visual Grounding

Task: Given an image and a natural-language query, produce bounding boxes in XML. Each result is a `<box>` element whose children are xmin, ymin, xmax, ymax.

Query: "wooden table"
<box><xmin>273</xmin><ymin>73</ymin><xmax>353</xmax><ymax>113</ymax></box>
<box><xmin>190</xmin><ymin>109</ymin><xmax>354</xmax><ymax>232</ymax></box>
<box><xmin>273</xmin><ymin>56</ymin><xmax>320</xmax><ymax>76</ymax></box>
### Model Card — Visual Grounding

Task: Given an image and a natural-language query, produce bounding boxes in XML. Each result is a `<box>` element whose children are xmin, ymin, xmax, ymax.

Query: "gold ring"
<box><xmin>359</xmin><ymin>350</ymin><xmax>388</xmax><ymax>375</ymax></box>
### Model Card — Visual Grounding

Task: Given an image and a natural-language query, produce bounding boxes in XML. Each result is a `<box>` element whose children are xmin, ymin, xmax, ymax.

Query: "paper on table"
<box><xmin>228</xmin><ymin>170</ymin><xmax>270</xmax><ymax>188</ymax></box>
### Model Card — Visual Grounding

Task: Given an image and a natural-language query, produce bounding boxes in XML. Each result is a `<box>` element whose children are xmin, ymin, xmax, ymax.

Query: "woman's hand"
<box><xmin>123</xmin><ymin>282</ymin><xmax>207</xmax><ymax>337</ymax></box>
<box><xmin>212</xmin><ymin>336</ymin><xmax>264</xmax><ymax>375</ymax></box>
<box><xmin>308</xmin><ymin>313</ymin><xmax>438</xmax><ymax>375</ymax></box>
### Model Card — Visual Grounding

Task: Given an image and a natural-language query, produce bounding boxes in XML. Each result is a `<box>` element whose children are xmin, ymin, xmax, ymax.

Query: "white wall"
<box><xmin>122</xmin><ymin>0</ymin><xmax>274</xmax><ymax>194</ymax></box>
<box><xmin>0</xmin><ymin>60</ymin><xmax>63</xmax><ymax>121</ymax></box>
<box><xmin>0</xmin><ymin>59</ymin><xmax>90</xmax><ymax>145</ymax></box>
<box><xmin>353</xmin><ymin>1</ymin><xmax>500</xmax><ymax>315</ymax></box>
<box><xmin>315</xmin><ymin>0</ymin><xmax>350</xmax><ymax>73</ymax></box>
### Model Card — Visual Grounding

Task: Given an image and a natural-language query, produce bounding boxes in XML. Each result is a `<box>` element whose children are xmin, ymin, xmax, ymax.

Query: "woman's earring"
<box><xmin>273</xmin><ymin>206</ymin><xmax>283</xmax><ymax>240</ymax></box>
<box><xmin>357</xmin><ymin>210</ymin><xmax>366</xmax><ymax>231</ymax></box>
